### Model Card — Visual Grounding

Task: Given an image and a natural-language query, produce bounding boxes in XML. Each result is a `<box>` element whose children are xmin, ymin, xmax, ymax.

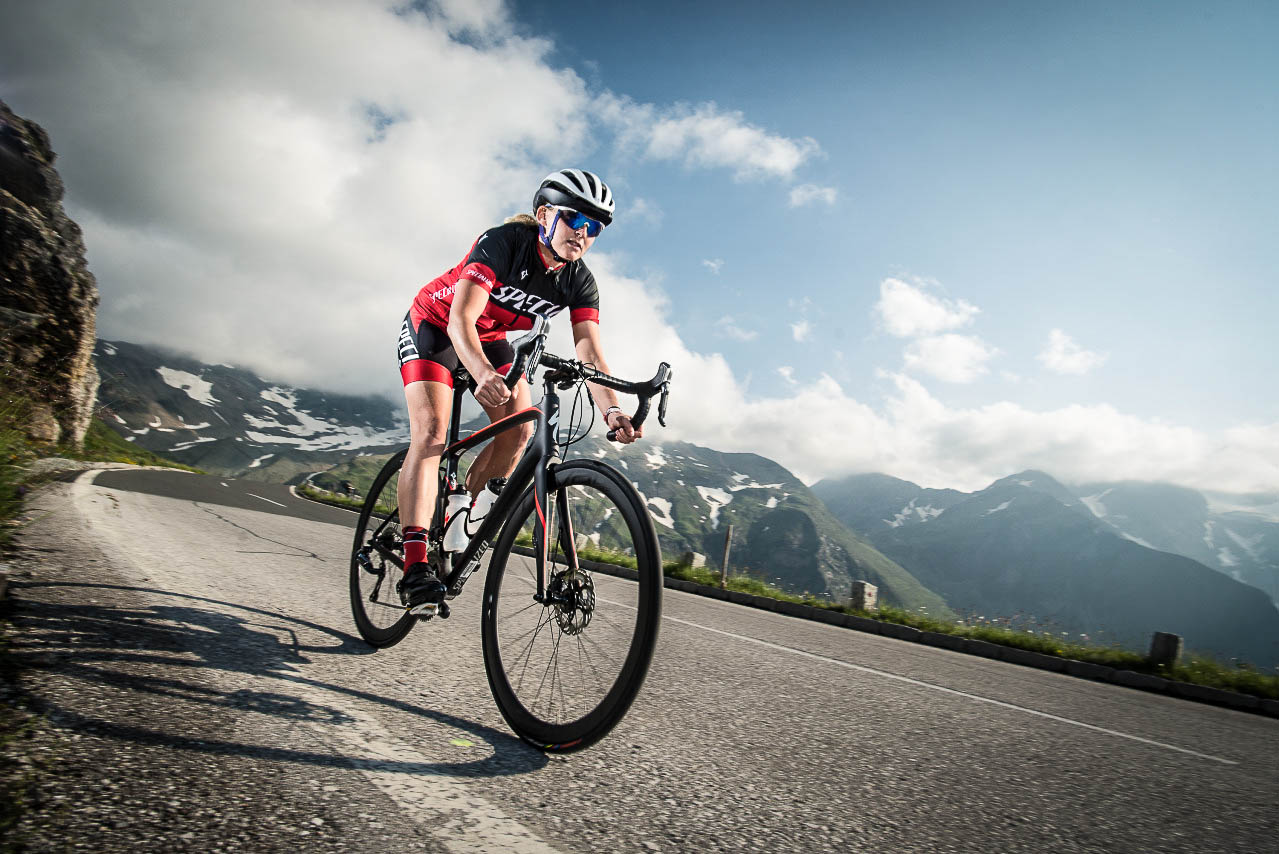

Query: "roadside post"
<box><xmin>720</xmin><ymin>524</ymin><xmax>733</xmax><ymax>589</ymax></box>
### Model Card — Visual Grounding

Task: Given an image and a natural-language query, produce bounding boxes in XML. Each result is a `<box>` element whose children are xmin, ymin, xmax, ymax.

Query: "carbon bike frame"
<box><xmin>431</xmin><ymin>367</ymin><xmax>576</xmax><ymax>603</ymax></box>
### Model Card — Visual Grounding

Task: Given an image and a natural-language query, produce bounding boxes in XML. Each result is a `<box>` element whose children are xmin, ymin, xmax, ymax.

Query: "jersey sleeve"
<box><xmin>457</xmin><ymin>226</ymin><xmax>512</xmax><ymax>293</ymax></box>
<box><xmin>568</xmin><ymin>265</ymin><xmax>600</xmax><ymax>325</ymax></box>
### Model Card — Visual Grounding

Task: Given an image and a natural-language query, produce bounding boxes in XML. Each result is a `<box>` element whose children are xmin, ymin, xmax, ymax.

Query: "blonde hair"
<box><xmin>504</xmin><ymin>213</ymin><xmax>538</xmax><ymax>228</ymax></box>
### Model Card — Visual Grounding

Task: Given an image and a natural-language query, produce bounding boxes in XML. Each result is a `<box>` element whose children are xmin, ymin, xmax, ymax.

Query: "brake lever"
<box><xmin>658</xmin><ymin>383</ymin><xmax>670</xmax><ymax>428</ymax></box>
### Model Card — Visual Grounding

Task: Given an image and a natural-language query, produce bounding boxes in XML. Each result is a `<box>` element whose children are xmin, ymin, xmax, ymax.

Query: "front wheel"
<box><xmin>349</xmin><ymin>449</ymin><xmax>417</xmax><ymax>648</ymax></box>
<box><xmin>481</xmin><ymin>460</ymin><xmax>662</xmax><ymax>752</ymax></box>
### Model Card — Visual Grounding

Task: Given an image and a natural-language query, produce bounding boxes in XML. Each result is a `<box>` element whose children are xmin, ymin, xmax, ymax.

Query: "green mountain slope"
<box><xmin>323</xmin><ymin>438</ymin><xmax>953</xmax><ymax>616</ymax></box>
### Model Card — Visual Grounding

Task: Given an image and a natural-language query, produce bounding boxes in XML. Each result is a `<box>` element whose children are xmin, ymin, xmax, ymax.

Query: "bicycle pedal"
<box><xmin>408</xmin><ymin>602</ymin><xmax>438</xmax><ymax>620</ymax></box>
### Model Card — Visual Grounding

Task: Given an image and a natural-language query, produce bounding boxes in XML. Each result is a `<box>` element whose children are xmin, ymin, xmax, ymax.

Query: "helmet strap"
<box><xmin>538</xmin><ymin>211</ymin><xmax>568</xmax><ymax>264</ymax></box>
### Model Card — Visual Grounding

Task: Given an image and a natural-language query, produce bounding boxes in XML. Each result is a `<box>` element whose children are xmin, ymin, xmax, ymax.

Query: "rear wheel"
<box><xmin>349</xmin><ymin>450</ymin><xmax>417</xmax><ymax>648</ymax></box>
<box><xmin>481</xmin><ymin>460</ymin><xmax>662</xmax><ymax>752</ymax></box>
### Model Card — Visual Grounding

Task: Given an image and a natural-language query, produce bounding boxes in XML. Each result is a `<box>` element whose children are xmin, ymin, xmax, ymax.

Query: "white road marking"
<box><xmin>245</xmin><ymin>492</ymin><xmax>287</xmax><ymax>507</ymax></box>
<box><xmin>658</xmin><ymin>610</ymin><xmax>1240</xmax><ymax>766</ymax></box>
<box><xmin>285</xmin><ymin>679</ymin><xmax>562</xmax><ymax>854</ymax></box>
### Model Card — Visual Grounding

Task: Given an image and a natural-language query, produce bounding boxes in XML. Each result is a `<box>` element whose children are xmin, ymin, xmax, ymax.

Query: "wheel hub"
<box><xmin>547</xmin><ymin>568</ymin><xmax>595</xmax><ymax>635</ymax></box>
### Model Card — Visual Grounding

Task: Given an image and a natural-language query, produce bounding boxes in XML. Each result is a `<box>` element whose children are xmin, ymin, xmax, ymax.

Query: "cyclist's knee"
<box><xmin>407</xmin><ymin>432</ymin><xmax>446</xmax><ymax>458</ymax></box>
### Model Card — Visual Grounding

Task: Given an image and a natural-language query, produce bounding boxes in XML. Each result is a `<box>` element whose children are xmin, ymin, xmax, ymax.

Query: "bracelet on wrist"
<box><xmin>604</xmin><ymin>406</ymin><xmax>623</xmax><ymax>422</ymax></box>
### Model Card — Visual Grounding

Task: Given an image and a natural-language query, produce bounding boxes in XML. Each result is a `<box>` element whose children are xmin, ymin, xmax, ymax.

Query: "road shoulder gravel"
<box><xmin>0</xmin><ymin>478</ymin><xmax>440</xmax><ymax>853</ymax></box>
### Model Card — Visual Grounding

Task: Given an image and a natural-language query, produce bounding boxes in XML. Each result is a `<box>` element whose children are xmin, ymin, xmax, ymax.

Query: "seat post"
<box><xmin>441</xmin><ymin>369</ymin><xmax>469</xmax><ymax>493</ymax></box>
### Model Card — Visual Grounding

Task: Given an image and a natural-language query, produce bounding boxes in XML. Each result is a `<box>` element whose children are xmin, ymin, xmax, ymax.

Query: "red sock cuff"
<box><xmin>403</xmin><ymin>526</ymin><xmax>427</xmax><ymax>568</ymax></box>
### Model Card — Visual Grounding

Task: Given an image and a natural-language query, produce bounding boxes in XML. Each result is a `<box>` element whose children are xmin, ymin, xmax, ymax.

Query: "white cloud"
<box><xmin>628</xmin><ymin>197</ymin><xmax>664</xmax><ymax>227</ymax></box>
<box><xmin>702</xmin><ymin>258</ymin><xmax>724</xmax><ymax>275</ymax></box>
<box><xmin>791</xmin><ymin>319</ymin><xmax>812</xmax><ymax>342</ymax></box>
<box><xmin>777</xmin><ymin>366</ymin><xmax>797</xmax><ymax>385</ymax></box>
<box><xmin>789</xmin><ymin>184</ymin><xmax>837</xmax><ymax>207</ymax></box>
<box><xmin>715</xmin><ymin>316</ymin><xmax>757</xmax><ymax>341</ymax></box>
<box><xmin>1038</xmin><ymin>329</ymin><xmax>1109</xmax><ymax>375</ymax></box>
<box><xmin>598</xmin><ymin>95</ymin><xmax>820</xmax><ymax>181</ymax></box>
<box><xmin>875</xmin><ymin>278</ymin><xmax>980</xmax><ymax>338</ymax></box>
<box><xmin>904</xmin><ymin>334</ymin><xmax>999</xmax><ymax>383</ymax></box>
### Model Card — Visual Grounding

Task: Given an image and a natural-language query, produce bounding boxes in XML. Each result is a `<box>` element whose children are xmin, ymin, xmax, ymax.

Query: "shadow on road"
<box><xmin>8</xmin><ymin>580</ymin><xmax>549</xmax><ymax>778</ymax></box>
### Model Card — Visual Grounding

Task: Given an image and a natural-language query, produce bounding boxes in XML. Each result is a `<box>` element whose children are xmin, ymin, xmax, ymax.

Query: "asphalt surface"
<box><xmin>3</xmin><ymin>467</ymin><xmax>1277</xmax><ymax>852</ymax></box>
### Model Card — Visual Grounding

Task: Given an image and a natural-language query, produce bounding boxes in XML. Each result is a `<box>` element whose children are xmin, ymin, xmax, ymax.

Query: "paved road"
<box><xmin>6</xmin><ymin>467</ymin><xmax>1277</xmax><ymax>852</ymax></box>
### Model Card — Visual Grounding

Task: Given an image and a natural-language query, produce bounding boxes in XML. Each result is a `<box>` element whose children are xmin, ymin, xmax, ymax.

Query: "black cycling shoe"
<box><xmin>400</xmin><ymin>561</ymin><xmax>447</xmax><ymax>615</ymax></box>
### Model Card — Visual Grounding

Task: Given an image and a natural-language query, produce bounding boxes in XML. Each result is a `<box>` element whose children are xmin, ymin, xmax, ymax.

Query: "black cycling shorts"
<box><xmin>397</xmin><ymin>313</ymin><xmax>514</xmax><ymax>388</ymax></box>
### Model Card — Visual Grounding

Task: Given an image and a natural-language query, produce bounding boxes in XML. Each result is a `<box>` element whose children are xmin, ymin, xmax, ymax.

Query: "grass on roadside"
<box><xmin>658</xmin><ymin>557</ymin><xmax>1279</xmax><ymax>701</ymax></box>
<box><xmin>295</xmin><ymin>483</ymin><xmax>365</xmax><ymax>512</ymax></box>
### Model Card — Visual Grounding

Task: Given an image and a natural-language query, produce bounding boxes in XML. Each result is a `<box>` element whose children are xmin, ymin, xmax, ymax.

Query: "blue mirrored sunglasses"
<box><xmin>554</xmin><ymin>207</ymin><xmax>604</xmax><ymax>238</ymax></box>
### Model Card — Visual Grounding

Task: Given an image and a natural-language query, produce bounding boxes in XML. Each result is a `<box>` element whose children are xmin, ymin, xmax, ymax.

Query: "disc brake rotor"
<box><xmin>547</xmin><ymin>568</ymin><xmax>595</xmax><ymax>635</ymax></box>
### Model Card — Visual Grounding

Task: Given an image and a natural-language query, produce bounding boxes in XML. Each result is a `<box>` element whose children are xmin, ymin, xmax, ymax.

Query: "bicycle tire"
<box><xmin>481</xmin><ymin>459</ymin><xmax>662</xmax><ymax>752</ymax></box>
<box><xmin>349</xmin><ymin>449</ymin><xmax>417</xmax><ymax>648</ymax></box>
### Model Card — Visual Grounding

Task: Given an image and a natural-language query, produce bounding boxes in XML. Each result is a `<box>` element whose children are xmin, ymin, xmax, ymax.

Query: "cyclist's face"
<box><xmin>536</xmin><ymin>205</ymin><xmax>595</xmax><ymax>262</ymax></box>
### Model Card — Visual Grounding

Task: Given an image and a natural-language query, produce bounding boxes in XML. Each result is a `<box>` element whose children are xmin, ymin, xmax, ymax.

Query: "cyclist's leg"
<box><xmin>396</xmin><ymin>314</ymin><xmax>460</xmax><ymax>534</ymax></box>
<box><xmin>397</xmin><ymin>379</ymin><xmax>452</xmax><ymax>530</ymax></box>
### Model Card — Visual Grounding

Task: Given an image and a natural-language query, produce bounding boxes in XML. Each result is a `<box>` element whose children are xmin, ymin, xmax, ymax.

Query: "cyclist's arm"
<box><xmin>447</xmin><ymin>280</ymin><xmax>512</xmax><ymax>407</ymax></box>
<box><xmin>572</xmin><ymin>320</ymin><xmax>642</xmax><ymax>443</ymax></box>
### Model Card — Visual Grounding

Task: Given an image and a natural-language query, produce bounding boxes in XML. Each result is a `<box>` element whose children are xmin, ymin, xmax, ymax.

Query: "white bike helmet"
<box><xmin>534</xmin><ymin>169</ymin><xmax>615</xmax><ymax>226</ymax></box>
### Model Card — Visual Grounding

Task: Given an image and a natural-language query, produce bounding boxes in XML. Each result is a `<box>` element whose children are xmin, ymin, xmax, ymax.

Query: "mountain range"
<box><xmin>95</xmin><ymin>339</ymin><xmax>406</xmax><ymax>482</ymax></box>
<box><xmin>812</xmin><ymin>471</ymin><xmax>1279</xmax><ymax>668</ymax></box>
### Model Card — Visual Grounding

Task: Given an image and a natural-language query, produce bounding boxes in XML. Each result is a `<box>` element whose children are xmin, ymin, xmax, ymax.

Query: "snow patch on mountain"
<box><xmin>1080</xmin><ymin>489</ymin><xmax>1112</xmax><ymax>519</ymax></box>
<box><xmin>1226</xmin><ymin>528</ymin><xmax>1265</xmax><ymax>562</ymax></box>
<box><xmin>169</xmin><ymin>437</ymin><xmax>218</xmax><ymax>452</ymax></box>
<box><xmin>729</xmin><ymin>480</ymin><xmax>783</xmax><ymax>492</ymax></box>
<box><xmin>697</xmin><ymin>486</ymin><xmax>733</xmax><ymax>529</ymax></box>
<box><xmin>885</xmin><ymin>498</ymin><xmax>945</xmax><ymax>527</ymax></box>
<box><xmin>157</xmin><ymin>367</ymin><xmax>219</xmax><ymax>406</ymax></box>
<box><xmin>985</xmin><ymin>500</ymin><xmax>1013</xmax><ymax>515</ymax></box>
<box><xmin>644</xmin><ymin>445</ymin><xmax>668</xmax><ymax>469</ymax></box>
<box><xmin>648</xmin><ymin>496</ymin><xmax>674</xmax><ymax>529</ymax></box>
<box><xmin>241</xmin><ymin>386</ymin><xmax>405</xmax><ymax>451</ymax></box>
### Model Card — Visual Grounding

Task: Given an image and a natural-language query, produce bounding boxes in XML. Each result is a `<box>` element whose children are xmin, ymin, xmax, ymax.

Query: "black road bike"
<box><xmin>349</xmin><ymin>316</ymin><xmax>672</xmax><ymax>752</ymax></box>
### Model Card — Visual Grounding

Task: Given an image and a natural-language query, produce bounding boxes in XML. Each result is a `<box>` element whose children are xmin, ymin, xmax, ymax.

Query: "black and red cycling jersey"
<box><xmin>410</xmin><ymin>221</ymin><xmax>600</xmax><ymax>341</ymax></box>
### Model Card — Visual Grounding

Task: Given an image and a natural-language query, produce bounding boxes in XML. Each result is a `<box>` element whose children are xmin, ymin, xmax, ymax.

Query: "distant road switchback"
<box><xmin>7</xmin><ymin>467</ymin><xmax>1277</xmax><ymax>853</ymax></box>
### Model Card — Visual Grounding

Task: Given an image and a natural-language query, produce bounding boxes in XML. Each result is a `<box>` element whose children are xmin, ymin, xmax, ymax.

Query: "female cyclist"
<box><xmin>395</xmin><ymin>169</ymin><xmax>642</xmax><ymax>611</ymax></box>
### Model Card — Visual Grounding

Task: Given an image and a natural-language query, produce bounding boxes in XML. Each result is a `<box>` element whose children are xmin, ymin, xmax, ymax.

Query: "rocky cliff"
<box><xmin>0</xmin><ymin>100</ymin><xmax>99</xmax><ymax>446</ymax></box>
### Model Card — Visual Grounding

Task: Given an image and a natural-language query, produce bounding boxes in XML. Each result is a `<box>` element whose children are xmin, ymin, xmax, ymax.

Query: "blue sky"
<box><xmin>515</xmin><ymin>0</ymin><xmax>1278</xmax><ymax>426</ymax></box>
<box><xmin>2</xmin><ymin>0</ymin><xmax>1276</xmax><ymax>492</ymax></box>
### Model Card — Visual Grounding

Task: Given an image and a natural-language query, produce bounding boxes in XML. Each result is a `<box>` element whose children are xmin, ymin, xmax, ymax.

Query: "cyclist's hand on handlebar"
<box><xmin>474</xmin><ymin>368</ymin><xmax>513</xmax><ymax>408</ymax></box>
<box><xmin>606</xmin><ymin>411</ymin><xmax>642</xmax><ymax>444</ymax></box>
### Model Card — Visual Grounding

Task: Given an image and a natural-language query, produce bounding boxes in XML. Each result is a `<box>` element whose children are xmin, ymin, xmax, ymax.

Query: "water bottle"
<box><xmin>465</xmin><ymin>478</ymin><xmax>505</xmax><ymax>537</ymax></box>
<box><xmin>441</xmin><ymin>492</ymin><xmax>471</xmax><ymax>552</ymax></box>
